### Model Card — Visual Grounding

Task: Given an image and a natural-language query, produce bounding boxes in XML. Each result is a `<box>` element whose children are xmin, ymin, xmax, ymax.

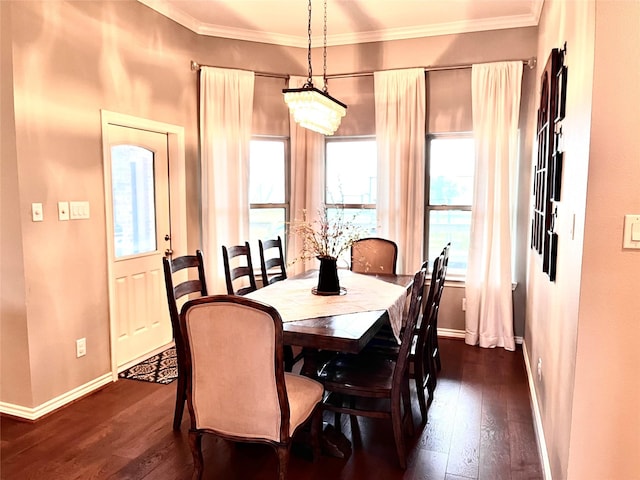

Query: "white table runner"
<box><xmin>246</xmin><ymin>270</ymin><xmax>408</xmax><ymax>340</ymax></box>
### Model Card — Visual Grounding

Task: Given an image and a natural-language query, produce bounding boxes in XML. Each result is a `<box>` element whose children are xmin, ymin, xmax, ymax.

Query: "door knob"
<box><xmin>165</xmin><ymin>234</ymin><xmax>171</xmax><ymax>241</ymax></box>
<box><xmin>165</xmin><ymin>248</ymin><xmax>173</xmax><ymax>256</ymax></box>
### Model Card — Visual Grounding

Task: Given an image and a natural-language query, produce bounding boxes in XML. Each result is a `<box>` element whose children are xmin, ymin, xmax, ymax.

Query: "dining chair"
<box><xmin>162</xmin><ymin>250</ymin><xmax>208</xmax><ymax>430</ymax></box>
<box><xmin>359</xmin><ymin>253</ymin><xmax>445</xmax><ymax>423</ymax></box>
<box><xmin>317</xmin><ymin>267</ymin><xmax>427</xmax><ymax>469</ymax></box>
<box><xmin>431</xmin><ymin>242</ymin><xmax>450</xmax><ymax>372</ymax></box>
<box><xmin>259</xmin><ymin>236</ymin><xmax>287</xmax><ymax>286</ymax></box>
<box><xmin>257</xmin><ymin>236</ymin><xmax>299</xmax><ymax>370</ymax></box>
<box><xmin>222</xmin><ymin>241</ymin><xmax>258</xmax><ymax>295</ymax></box>
<box><xmin>350</xmin><ymin>237</ymin><xmax>399</xmax><ymax>355</ymax></box>
<box><xmin>412</xmin><ymin>254</ymin><xmax>444</xmax><ymax>420</ymax></box>
<box><xmin>350</xmin><ymin>237</ymin><xmax>398</xmax><ymax>274</ymax></box>
<box><xmin>179</xmin><ymin>295</ymin><xmax>324</xmax><ymax>480</ymax></box>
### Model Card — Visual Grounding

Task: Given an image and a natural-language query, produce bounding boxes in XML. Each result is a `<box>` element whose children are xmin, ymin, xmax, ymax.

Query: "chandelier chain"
<box><xmin>306</xmin><ymin>0</ymin><xmax>313</xmax><ymax>85</ymax></box>
<box><xmin>323</xmin><ymin>0</ymin><xmax>328</xmax><ymax>93</ymax></box>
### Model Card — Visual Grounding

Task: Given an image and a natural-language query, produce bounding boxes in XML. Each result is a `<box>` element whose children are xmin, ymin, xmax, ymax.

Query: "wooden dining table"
<box><xmin>246</xmin><ymin>269</ymin><xmax>414</xmax><ymax>376</ymax></box>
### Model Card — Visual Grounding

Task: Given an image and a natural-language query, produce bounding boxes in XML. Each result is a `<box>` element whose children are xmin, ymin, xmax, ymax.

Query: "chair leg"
<box><xmin>426</xmin><ymin>331</ymin><xmax>438</xmax><ymax>400</ymax></box>
<box><xmin>188</xmin><ymin>430</ymin><xmax>204</xmax><ymax>480</ymax></box>
<box><xmin>391</xmin><ymin>391</ymin><xmax>407</xmax><ymax>469</ymax></box>
<box><xmin>284</xmin><ymin>345</ymin><xmax>294</xmax><ymax>372</ymax></box>
<box><xmin>412</xmin><ymin>356</ymin><xmax>427</xmax><ymax>424</ymax></box>
<box><xmin>173</xmin><ymin>373</ymin><xmax>186</xmax><ymax>430</ymax></box>
<box><xmin>402</xmin><ymin>378</ymin><xmax>414</xmax><ymax>437</ymax></box>
<box><xmin>310</xmin><ymin>406</ymin><xmax>322</xmax><ymax>461</ymax></box>
<box><xmin>276</xmin><ymin>444</ymin><xmax>291</xmax><ymax>480</ymax></box>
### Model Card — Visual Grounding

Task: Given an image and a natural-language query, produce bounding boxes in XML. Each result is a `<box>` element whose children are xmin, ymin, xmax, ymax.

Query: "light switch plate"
<box><xmin>70</xmin><ymin>201</ymin><xmax>90</xmax><ymax>220</ymax></box>
<box><xmin>623</xmin><ymin>214</ymin><xmax>640</xmax><ymax>249</ymax></box>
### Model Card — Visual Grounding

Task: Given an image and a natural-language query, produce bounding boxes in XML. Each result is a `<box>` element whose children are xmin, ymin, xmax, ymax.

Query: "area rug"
<box><xmin>118</xmin><ymin>347</ymin><xmax>178</xmax><ymax>384</ymax></box>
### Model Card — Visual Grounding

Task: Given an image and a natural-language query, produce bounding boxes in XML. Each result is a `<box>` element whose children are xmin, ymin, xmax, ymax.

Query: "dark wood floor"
<box><xmin>1</xmin><ymin>339</ymin><xmax>542</xmax><ymax>480</ymax></box>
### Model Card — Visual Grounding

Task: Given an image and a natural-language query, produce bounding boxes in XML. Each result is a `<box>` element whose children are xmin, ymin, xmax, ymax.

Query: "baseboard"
<box><xmin>0</xmin><ymin>373</ymin><xmax>113</xmax><ymax>421</ymax></box>
<box><xmin>437</xmin><ymin>328</ymin><xmax>523</xmax><ymax>345</ymax></box>
<box><xmin>437</xmin><ymin>328</ymin><xmax>465</xmax><ymax>339</ymax></box>
<box><xmin>522</xmin><ymin>340</ymin><xmax>553</xmax><ymax>480</ymax></box>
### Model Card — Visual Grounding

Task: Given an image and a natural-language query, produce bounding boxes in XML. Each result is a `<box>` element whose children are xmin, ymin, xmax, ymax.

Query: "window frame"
<box><xmin>424</xmin><ymin>132</ymin><xmax>474</xmax><ymax>276</ymax></box>
<box><xmin>248</xmin><ymin>135</ymin><xmax>290</xmax><ymax>256</ymax></box>
<box><xmin>324</xmin><ymin>135</ymin><xmax>377</xmax><ymax>212</ymax></box>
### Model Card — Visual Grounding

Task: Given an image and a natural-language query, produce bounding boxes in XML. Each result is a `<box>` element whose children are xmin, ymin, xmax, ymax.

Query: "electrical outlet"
<box><xmin>58</xmin><ymin>201</ymin><xmax>69</xmax><ymax>221</ymax></box>
<box><xmin>537</xmin><ymin>358</ymin><xmax>542</xmax><ymax>381</ymax></box>
<box><xmin>462</xmin><ymin>298</ymin><xmax>466</xmax><ymax>311</ymax></box>
<box><xmin>32</xmin><ymin>203</ymin><xmax>44</xmax><ymax>222</ymax></box>
<box><xmin>76</xmin><ymin>338</ymin><xmax>86</xmax><ymax>358</ymax></box>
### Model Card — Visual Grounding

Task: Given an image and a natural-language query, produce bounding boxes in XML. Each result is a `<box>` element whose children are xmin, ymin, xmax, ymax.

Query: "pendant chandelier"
<box><xmin>283</xmin><ymin>0</ymin><xmax>347</xmax><ymax>136</ymax></box>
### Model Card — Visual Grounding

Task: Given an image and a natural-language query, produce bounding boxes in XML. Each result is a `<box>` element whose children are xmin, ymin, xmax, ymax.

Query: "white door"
<box><xmin>105</xmin><ymin>124</ymin><xmax>172</xmax><ymax>369</ymax></box>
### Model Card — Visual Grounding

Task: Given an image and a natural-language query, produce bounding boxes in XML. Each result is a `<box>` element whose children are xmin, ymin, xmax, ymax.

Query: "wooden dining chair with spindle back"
<box><xmin>258</xmin><ymin>236</ymin><xmax>300</xmax><ymax>370</ymax></box>
<box><xmin>222</xmin><ymin>242</ymin><xmax>258</xmax><ymax>295</ymax></box>
<box><xmin>259</xmin><ymin>236</ymin><xmax>287</xmax><ymax>286</ymax></box>
<box><xmin>430</xmin><ymin>242</ymin><xmax>450</xmax><ymax>373</ymax></box>
<box><xmin>162</xmin><ymin>249</ymin><xmax>208</xmax><ymax>430</ymax></box>
<box><xmin>317</xmin><ymin>267</ymin><xmax>427</xmax><ymax>469</ymax></box>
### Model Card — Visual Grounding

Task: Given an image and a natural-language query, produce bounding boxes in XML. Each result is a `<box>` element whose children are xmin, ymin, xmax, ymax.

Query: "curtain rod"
<box><xmin>190</xmin><ymin>57</ymin><xmax>536</xmax><ymax>80</ymax></box>
<box><xmin>326</xmin><ymin>57</ymin><xmax>537</xmax><ymax>79</ymax></box>
<box><xmin>190</xmin><ymin>60</ymin><xmax>289</xmax><ymax>79</ymax></box>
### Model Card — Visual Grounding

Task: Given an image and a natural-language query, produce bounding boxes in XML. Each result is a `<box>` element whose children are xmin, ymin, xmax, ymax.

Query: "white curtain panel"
<box><xmin>374</xmin><ymin>68</ymin><xmax>426</xmax><ymax>275</ymax></box>
<box><xmin>286</xmin><ymin>75</ymin><xmax>326</xmax><ymax>275</ymax></box>
<box><xmin>465</xmin><ymin>61</ymin><xmax>523</xmax><ymax>351</ymax></box>
<box><xmin>199</xmin><ymin>66</ymin><xmax>255</xmax><ymax>293</ymax></box>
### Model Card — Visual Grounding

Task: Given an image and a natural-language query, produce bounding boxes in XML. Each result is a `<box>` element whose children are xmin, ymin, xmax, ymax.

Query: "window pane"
<box><xmin>326</xmin><ymin>208</ymin><xmax>377</xmax><ymax>266</ymax></box>
<box><xmin>428</xmin><ymin>210</ymin><xmax>471</xmax><ymax>274</ymax></box>
<box><xmin>249</xmin><ymin>208</ymin><xmax>286</xmax><ymax>264</ymax></box>
<box><xmin>326</xmin><ymin>140</ymin><xmax>377</xmax><ymax>204</ymax></box>
<box><xmin>250</xmin><ymin>140</ymin><xmax>285</xmax><ymax>204</ymax></box>
<box><xmin>430</xmin><ymin>138</ymin><xmax>474</xmax><ymax>205</ymax></box>
<box><xmin>111</xmin><ymin>145</ymin><xmax>157</xmax><ymax>258</ymax></box>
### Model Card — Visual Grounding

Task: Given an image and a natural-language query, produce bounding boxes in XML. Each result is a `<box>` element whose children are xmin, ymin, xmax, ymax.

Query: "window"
<box><xmin>425</xmin><ymin>134</ymin><xmax>474</xmax><ymax>275</ymax></box>
<box><xmin>325</xmin><ymin>137</ymin><xmax>377</xmax><ymax>265</ymax></box>
<box><xmin>249</xmin><ymin>138</ymin><xmax>289</xmax><ymax>263</ymax></box>
<box><xmin>111</xmin><ymin>145</ymin><xmax>156</xmax><ymax>258</ymax></box>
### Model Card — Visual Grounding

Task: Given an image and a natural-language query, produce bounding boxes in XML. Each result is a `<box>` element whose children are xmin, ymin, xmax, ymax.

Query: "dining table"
<box><xmin>245</xmin><ymin>269</ymin><xmax>414</xmax><ymax>376</ymax></box>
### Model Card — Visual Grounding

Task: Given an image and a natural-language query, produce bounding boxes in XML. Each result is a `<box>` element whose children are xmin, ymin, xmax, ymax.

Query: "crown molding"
<box><xmin>326</xmin><ymin>13</ymin><xmax>541</xmax><ymax>47</ymax></box>
<box><xmin>138</xmin><ymin>0</ymin><xmax>543</xmax><ymax>48</ymax></box>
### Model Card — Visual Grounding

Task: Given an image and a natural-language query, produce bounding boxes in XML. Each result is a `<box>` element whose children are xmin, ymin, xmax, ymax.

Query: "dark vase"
<box><xmin>316</xmin><ymin>256</ymin><xmax>340</xmax><ymax>294</ymax></box>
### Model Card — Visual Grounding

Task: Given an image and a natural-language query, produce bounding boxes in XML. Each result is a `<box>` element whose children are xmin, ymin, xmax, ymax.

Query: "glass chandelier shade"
<box><xmin>283</xmin><ymin>85</ymin><xmax>347</xmax><ymax>136</ymax></box>
<box><xmin>283</xmin><ymin>0</ymin><xmax>347</xmax><ymax>136</ymax></box>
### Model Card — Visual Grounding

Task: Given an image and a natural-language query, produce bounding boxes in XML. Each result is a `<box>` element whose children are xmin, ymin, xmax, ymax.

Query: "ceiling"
<box><xmin>138</xmin><ymin>0</ymin><xmax>544</xmax><ymax>48</ymax></box>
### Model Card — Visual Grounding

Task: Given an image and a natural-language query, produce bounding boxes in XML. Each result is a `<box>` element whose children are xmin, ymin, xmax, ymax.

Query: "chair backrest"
<box><xmin>350</xmin><ymin>237</ymin><xmax>398</xmax><ymax>274</ymax></box>
<box><xmin>393</xmin><ymin>267</ymin><xmax>427</xmax><ymax>382</ymax></box>
<box><xmin>437</xmin><ymin>242</ymin><xmax>450</xmax><ymax>303</ymax></box>
<box><xmin>222</xmin><ymin>242</ymin><xmax>258</xmax><ymax>295</ymax></box>
<box><xmin>258</xmin><ymin>236</ymin><xmax>287</xmax><ymax>286</ymax></box>
<box><xmin>414</xmin><ymin>255</ymin><xmax>443</xmax><ymax>354</ymax></box>
<box><xmin>163</xmin><ymin>250</ymin><xmax>208</xmax><ymax>357</ymax></box>
<box><xmin>179</xmin><ymin>295</ymin><xmax>290</xmax><ymax>442</ymax></box>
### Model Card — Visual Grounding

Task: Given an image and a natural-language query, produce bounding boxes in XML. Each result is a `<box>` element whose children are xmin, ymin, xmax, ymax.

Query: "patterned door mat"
<box><xmin>118</xmin><ymin>347</ymin><xmax>178</xmax><ymax>384</ymax></box>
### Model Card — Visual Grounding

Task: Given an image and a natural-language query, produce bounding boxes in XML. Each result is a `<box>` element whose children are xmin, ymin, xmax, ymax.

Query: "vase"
<box><xmin>315</xmin><ymin>256</ymin><xmax>341</xmax><ymax>295</ymax></box>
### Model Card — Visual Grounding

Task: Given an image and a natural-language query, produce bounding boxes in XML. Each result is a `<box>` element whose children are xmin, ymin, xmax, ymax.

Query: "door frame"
<box><xmin>101</xmin><ymin>110</ymin><xmax>187</xmax><ymax>381</ymax></box>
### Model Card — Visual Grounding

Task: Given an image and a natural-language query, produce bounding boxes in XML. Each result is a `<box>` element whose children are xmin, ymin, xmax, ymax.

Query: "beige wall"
<box><xmin>1</xmin><ymin>1</ymin><xmax>33</xmax><ymax>407</ymax></box>
<box><xmin>1</xmin><ymin>1</ymin><xmax>538</xmax><ymax>411</ymax></box>
<box><xmin>569</xmin><ymin>1</ymin><xmax>640</xmax><ymax>478</ymax></box>
<box><xmin>527</xmin><ymin>1</ymin><xmax>595</xmax><ymax>477</ymax></box>
<box><xmin>0</xmin><ymin>0</ymin><xmax>300</xmax><ymax>408</ymax></box>
<box><xmin>528</xmin><ymin>0</ymin><xmax>640</xmax><ymax>478</ymax></box>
